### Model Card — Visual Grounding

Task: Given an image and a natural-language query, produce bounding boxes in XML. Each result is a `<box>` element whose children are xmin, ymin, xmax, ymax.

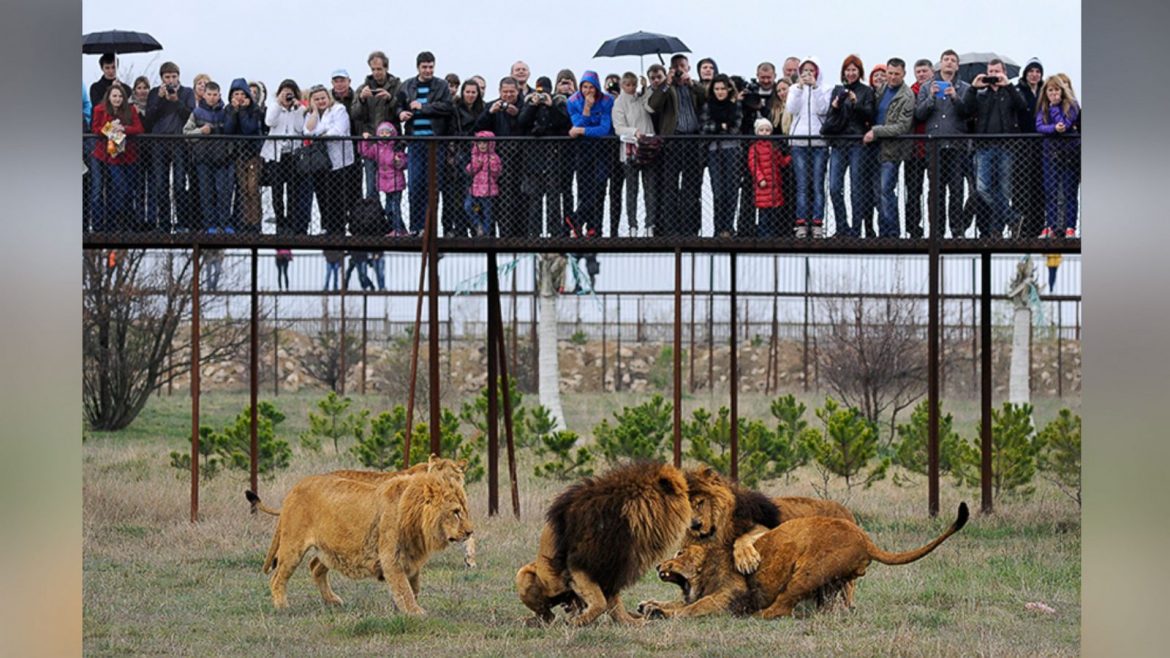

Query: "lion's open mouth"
<box><xmin>658</xmin><ymin>570</ymin><xmax>691</xmax><ymax>599</ymax></box>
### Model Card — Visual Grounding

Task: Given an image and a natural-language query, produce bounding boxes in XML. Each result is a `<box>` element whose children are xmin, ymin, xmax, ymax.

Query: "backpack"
<box><xmin>348</xmin><ymin>197</ymin><xmax>385</xmax><ymax>237</ymax></box>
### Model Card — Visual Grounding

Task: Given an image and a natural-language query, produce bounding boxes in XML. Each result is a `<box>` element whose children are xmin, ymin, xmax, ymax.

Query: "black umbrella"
<box><xmin>83</xmin><ymin>29</ymin><xmax>163</xmax><ymax>55</ymax></box>
<box><xmin>594</xmin><ymin>31</ymin><xmax>690</xmax><ymax>68</ymax></box>
<box><xmin>947</xmin><ymin>52</ymin><xmax>1020</xmax><ymax>84</ymax></box>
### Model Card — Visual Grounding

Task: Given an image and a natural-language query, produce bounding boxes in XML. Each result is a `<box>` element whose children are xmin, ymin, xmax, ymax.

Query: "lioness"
<box><xmin>246</xmin><ymin>459</ymin><xmax>473</xmax><ymax>614</ymax></box>
<box><xmin>654</xmin><ymin>503</ymin><xmax>968</xmax><ymax>619</ymax></box>
<box><xmin>515</xmin><ymin>461</ymin><xmax>691</xmax><ymax>627</ymax></box>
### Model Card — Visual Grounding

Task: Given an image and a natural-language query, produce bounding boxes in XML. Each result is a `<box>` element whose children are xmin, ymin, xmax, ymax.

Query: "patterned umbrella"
<box><xmin>83</xmin><ymin>29</ymin><xmax>163</xmax><ymax>55</ymax></box>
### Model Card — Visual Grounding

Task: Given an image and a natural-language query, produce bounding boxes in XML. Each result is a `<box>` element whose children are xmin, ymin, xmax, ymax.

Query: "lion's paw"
<box><xmin>636</xmin><ymin>600</ymin><xmax>668</xmax><ymax>620</ymax></box>
<box><xmin>734</xmin><ymin>544</ymin><xmax>762</xmax><ymax>574</ymax></box>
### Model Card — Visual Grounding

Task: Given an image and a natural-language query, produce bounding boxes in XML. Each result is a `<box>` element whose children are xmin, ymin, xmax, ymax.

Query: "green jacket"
<box><xmin>871</xmin><ymin>83</ymin><xmax>915</xmax><ymax>162</ymax></box>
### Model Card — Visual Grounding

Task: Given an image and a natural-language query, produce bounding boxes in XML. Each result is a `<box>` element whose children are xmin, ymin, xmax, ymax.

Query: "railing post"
<box><xmin>981</xmin><ymin>252</ymin><xmax>994</xmax><ymax>514</ymax></box>
<box><xmin>250</xmin><ymin>247</ymin><xmax>259</xmax><ymax>497</ymax></box>
<box><xmin>729</xmin><ymin>253</ymin><xmax>739</xmax><ymax>482</ymax></box>
<box><xmin>673</xmin><ymin>248</ymin><xmax>683</xmax><ymax>468</ymax></box>
<box><xmin>190</xmin><ymin>245</ymin><xmax>201</xmax><ymax>524</ymax></box>
<box><xmin>927</xmin><ymin>139</ymin><xmax>942</xmax><ymax>518</ymax></box>
<box><xmin>427</xmin><ymin>141</ymin><xmax>442</xmax><ymax>457</ymax></box>
<box><xmin>486</xmin><ymin>252</ymin><xmax>500</xmax><ymax>517</ymax></box>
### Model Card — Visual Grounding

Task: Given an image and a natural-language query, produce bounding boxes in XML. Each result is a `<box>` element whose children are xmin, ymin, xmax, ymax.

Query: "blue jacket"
<box><xmin>225</xmin><ymin>78</ymin><xmax>264</xmax><ymax>157</ymax></box>
<box><xmin>145</xmin><ymin>84</ymin><xmax>196</xmax><ymax>134</ymax></box>
<box><xmin>83</xmin><ymin>83</ymin><xmax>92</xmax><ymax>132</ymax></box>
<box><xmin>566</xmin><ymin>70</ymin><xmax>613</xmax><ymax>137</ymax></box>
<box><xmin>186</xmin><ymin>98</ymin><xmax>232</xmax><ymax>164</ymax></box>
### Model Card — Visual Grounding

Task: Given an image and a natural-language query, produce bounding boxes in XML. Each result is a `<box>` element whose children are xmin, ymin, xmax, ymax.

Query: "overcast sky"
<box><xmin>83</xmin><ymin>0</ymin><xmax>1081</xmax><ymax>99</ymax></box>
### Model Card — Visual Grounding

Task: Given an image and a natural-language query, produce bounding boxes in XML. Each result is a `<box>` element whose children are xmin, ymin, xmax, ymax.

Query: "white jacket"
<box><xmin>261</xmin><ymin>103</ymin><xmax>306</xmax><ymax>162</ymax></box>
<box><xmin>302</xmin><ymin>102</ymin><xmax>355</xmax><ymax>170</ymax></box>
<box><xmin>786</xmin><ymin>56</ymin><xmax>830</xmax><ymax>146</ymax></box>
<box><xmin>611</xmin><ymin>90</ymin><xmax>655</xmax><ymax>163</ymax></box>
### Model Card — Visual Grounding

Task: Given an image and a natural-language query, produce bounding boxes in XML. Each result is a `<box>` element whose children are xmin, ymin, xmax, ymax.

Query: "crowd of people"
<box><xmin>84</xmin><ymin>48</ymin><xmax>1081</xmax><ymax>241</ymax></box>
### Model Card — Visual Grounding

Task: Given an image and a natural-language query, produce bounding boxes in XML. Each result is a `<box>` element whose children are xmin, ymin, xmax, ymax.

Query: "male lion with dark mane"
<box><xmin>246</xmin><ymin>456</ymin><xmax>473</xmax><ymax>614</ymax></box>
<box><xmin>515</xmin><ymin>461</ymin><xmax>691</xmax><ymax>626</ymax></box>
<box><xmin>638</xmin><ymin>466</ymin><xmax>860</xmax><ymax>618</ymax></box>
<box><xmin>653</xmin><ymin>502</ymin><xmax>969</xmax><ymax>619</ymax></box>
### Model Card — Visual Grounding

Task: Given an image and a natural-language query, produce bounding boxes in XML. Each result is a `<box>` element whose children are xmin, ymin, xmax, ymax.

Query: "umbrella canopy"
<box><xmin>947</xmin><ymin>52</ymin><xmax>1020</xmax><ymax>84</ymax></box>
<box><xmin>594</xmin><ymin>31</ymin><xmax>689</xmax><ymax>62</ymax></box>
<box><xmin>83</xmin><ymin>29</ymin><xmax>162</xmax><ymax>55</ymax></box>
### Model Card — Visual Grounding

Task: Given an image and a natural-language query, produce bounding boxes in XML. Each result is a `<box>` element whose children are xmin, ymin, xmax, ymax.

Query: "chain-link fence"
<box><xmin>83</xmin><ymin>133</ymin><xmax>1080</xmax><ymax>244</ymax></box>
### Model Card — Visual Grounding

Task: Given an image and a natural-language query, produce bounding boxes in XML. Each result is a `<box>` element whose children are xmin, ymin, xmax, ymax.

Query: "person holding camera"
<box><xmin>224</xmin><ymin>78</ymin><xmax>265</xmax><ymax>233</ymax></box>
<box><xmin>1013</xmin><ymin>57</ymin><xmax>1046</xmax><ymax>239</ymax></box>
<box><xmin>824</xmin><ymin>54</ymin><xmax>876</xmax><ymax>239</ymax></box>
<box><xmin>519</xmin><ymin>75</ymin><xmax>572</xmax><ymax>237</ymax></box>
<box><xmin>648</xmin><ymin>54</ymin><xmax>706</xmax><ymax>236</ymax></box>
<box><xmin>962</xmin><ymin>58</ymin><xmax>1027</xmax><ymax>238</ymax></box>
<box><xmin>262</xmin><ymin>79</ymin><xmax>313</xmax><ymax>235</ymax></box>
<box><xmin>786</xmin><ymin>56</ymin><xmax>830</xmax><ymax>238</ymax></box>
<box><xmin>352</xmin><ymin>51</ymin><xmax>402</xmax><ymax>202</ymax></box>
<box><xmin>144</xmin><ymin>61</ymin><xmax>196</xmax><ymax>232</ymax></box>
<box><xmin>474</xmin><ymin>76</ymin><xmax>525</xmax><ymax>236</ymax></box>
<box><xmin>914</xmin><ymin>49</ymin><xmax>971</xmax><ymax>238</ymax></box>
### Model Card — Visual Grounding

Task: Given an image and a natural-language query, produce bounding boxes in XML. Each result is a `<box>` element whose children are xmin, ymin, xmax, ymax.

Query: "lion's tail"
<box><xmin>245</xmin><ymin>490</ymin><xmax>282</xmax><ymax>574</ymax></box>
<box><xmin>868</xmin><ymin>502</ymin><xmax>968</xmax><ymax>566</ymax></box>
<box><xmin>245</xmin><ymin>490</ymin><xmax>282</xmax><ymax>517</ymax></box>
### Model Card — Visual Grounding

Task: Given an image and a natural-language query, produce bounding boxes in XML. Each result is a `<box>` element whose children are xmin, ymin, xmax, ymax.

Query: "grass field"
<box><xmin>83</xmin><ymin>390</ymin><xmax>1080</xmax><ymax>656</ymax></box>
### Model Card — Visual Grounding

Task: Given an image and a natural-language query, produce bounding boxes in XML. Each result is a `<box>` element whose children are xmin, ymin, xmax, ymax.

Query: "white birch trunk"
<box><xmin>537</xmin><ymin>254</ymin><xmax>566</xmax><ymax>429</ymax></box>
<box><xmin>1009</xmin><ymin>307</ymin><xmax>1031</xmax><ymax>406</ymax></box>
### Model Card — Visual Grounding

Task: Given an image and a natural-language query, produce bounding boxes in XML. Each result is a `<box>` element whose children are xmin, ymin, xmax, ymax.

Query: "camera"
<box><xmin>166</xmin><ymin>84</ymin><xmax>178</xmax><ymax>94</ymax></box>
<box><xmin>983</xmin><ymin>75</ymin><xmax>1000</xmax><ymax>84</ymax></box>
<box><xmin>500</xmin><ymin>101</ymin><xmax>510</xmax><ymax>110</ymax></box>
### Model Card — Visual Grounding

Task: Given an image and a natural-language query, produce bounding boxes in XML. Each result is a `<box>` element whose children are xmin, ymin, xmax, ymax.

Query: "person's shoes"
<box><xmin>644</xmin><ymin>226</ymin><xmax>654</xmax><ymax>237</ymax></box>
<box><xmin>811</xmin><ymin>224</ymin><xmax>825</xmax><ymax>239</ymax></box>
<box><xmin>794</xmin><ymin>222</ymin><xmax>808</xmax><ymax>239</ymax></box>
<box><xmin>717</xmin><ymin>230</ymin><xmax>732</xmax><ymax>239</ymax></box>
<box><xmin>1039</xmin><ymin>227</ymin><xmax>1055</xmax><ymax>239</ymax></box>
<box><xmin>207</xmin><ymin>226</ymin><xmax>218</xmax><ymax>234</ymax></box>
<box><xmin>1064</xmin><ymin>227</ymin><xmax>1076</xmax><ymax>238</ymax></box>
<box><xmin>475</xmin><ymin>225</ymin><xmax>486</xmax><ymax>237</ymax></box>
<box><xmin>224</xmin><ymin>226</ymin><xmax>235</xmax><ymax>234</ymax></box>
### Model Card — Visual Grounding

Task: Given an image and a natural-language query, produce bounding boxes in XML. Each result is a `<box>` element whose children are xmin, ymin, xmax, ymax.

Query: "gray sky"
<box><xmin>83</xmin><ymin>0</ymin><xmax>1081</xmax><ymax>98</ymax></box>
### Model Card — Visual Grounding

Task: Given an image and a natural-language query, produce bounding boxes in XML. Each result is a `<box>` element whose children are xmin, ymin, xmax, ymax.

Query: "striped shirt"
<box><xmin>413</xmin><ymin>80</ymin><xmax>433</xmax><ymax>136</ymax></box>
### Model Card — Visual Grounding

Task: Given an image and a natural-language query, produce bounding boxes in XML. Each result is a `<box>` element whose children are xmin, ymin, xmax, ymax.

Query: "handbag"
<box><xmin>294</xmin><ymin>140</ymin><xmax>331</xmax><ymax>175</ymax></box>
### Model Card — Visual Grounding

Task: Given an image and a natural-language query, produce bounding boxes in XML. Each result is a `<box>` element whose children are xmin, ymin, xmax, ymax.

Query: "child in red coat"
<box><xmin>747</xmin><ymin>118</ymin><xmax>791</xmax><ymax>237</ymax></box>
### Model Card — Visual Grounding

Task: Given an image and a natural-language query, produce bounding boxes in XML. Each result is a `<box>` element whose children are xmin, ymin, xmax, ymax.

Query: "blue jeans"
<box><xmin>829</xmin><ymin>143</ymin><xmax>868</xmax><ymax>237</ymax></box>
<box><xmin>1043</xmin><ymin>153</ymin><xmax>1079</xmax><ymax>232</ymax></box>
<box><xmin>384</xmin><ymin>190</ymin><xmax>405</xmax><ymax>233</ymax></box>
<box><xmin>149</xmin><ymin>140</ymin><xmax>190</xmax><ymax>230</ymax></box>
<box><xmin>465</xmin><ymin>196</ymin><xmax>494</xmax><ymax>235</ymax></box>
<box><xmin>90</xmin><ymin>160</ymin><xmax>138</xmax><ymax>231</ymax></box>
<box><xmin>195</xmin><ymin>162</ymin><xmax>235</xmax><ymax>232</ymax></box>
<box><xmin>757</xmin><ymin>207</ymin><xmax>781</xmax><ymax>237</ymax></box>
<box><xmin>791</xmin><ymin>146</ymin><xmax>828</xmax><ymax>223</ymax></box>
<box><xmin>363</xmin><ymin>158</ymin><xmax>379</xmax><ymax>199</ymax></box>
<box><xmin>879</xmin><ymin>161</ymin><xmax>902</xmax><ymax>238</ymax></box>
<box><xmin>370</xmin><ymin>254</ymin><xmax>386</xmax><ymax>290</ymax></box>
<box><xmin>707</xmin><ymin>145</ymin><xmax>740</xmax><ymax>235</ymax></box>
<box><xmin>407</xmin><ymin>144</ymin><xmax>440</xmax><ymax>234</ymax></box>
<box><xmin>975</xmin><ymin>147</ymin><xmax>1013</xmax><ymax>235</ymax></box>
<box><xmin>574</xmin><ymin>140</ymin><xmax>610</xmax><ymax>234</ymax></box>
<box><xmin>324</xmin><ymin>261</ymin><xmax>340</xmax><ymax>291</ymax></box>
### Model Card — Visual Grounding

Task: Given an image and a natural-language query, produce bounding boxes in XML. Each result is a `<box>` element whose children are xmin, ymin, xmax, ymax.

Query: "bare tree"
<box><xmin>816</xmin><ymin>294</ymin><xmax>928</xmax><ymax>444</ymax></box>
<box><xmin>300</xmin><ymin>328</ymin><xmax>362</xmax><ymax>393</ymax></box>
<box><xmin>82</xmin><ymin>249</ymin><xmax>250</xmax><ymax>431</ymax></box>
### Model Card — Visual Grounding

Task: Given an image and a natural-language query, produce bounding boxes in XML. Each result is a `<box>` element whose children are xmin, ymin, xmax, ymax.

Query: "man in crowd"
<box><xmin>397</xmin><ymin>51</ymin><xmax>454</xmax><ymax>235</ymax></box>
<box><xmin>914</xmin><ymin>49</ymin><xmax>971</xmax><ymax>237</ymax></box>
<box><xmin>1014</xmin><ymin>57</ymin><xmax>1045</xmax><ymax>238</ymax></box>
<box><xmin>476</xmin><ymin>76</ymin><xmax>525</xmax><ymax>236</ymax></box>
<box><xmin>736</xmin><ymin>61</ymin><xmax>779</xmax><ymax>236</ymax></box>
<box><xmin>963</xmin><ymin>58</ymin><xmax>1027</xmax><ymax>237</ymax></box>
<box><xmin>863</xmin><ymin>57</ymin><xmax>915</xmax><ymax>238</ymax></box>
<box><xmin>89</xmin><ymin>53</ymin><xmax>124</xmax><ymax>106</ymax></box>
<box><xmin>352</xmin><ymin>51</ymin><xmax>402</xmax><ymax>200</ymax></box>
<box><xmin>511</xmin><ymin>61</ymin><xmax>533</xmax><ymax>98</ymax></box>
<box><xmin>782</xmin><ymin>57</ymin><xmax>801</xmax><ymax>82</ymax></box>
<box><xmin>902</xmin><ymin>58</ymin><xmax>934</xmax><ymax>238</ymax></box>
<box><xmin>648</xmin><ymin>54</ymin><xmax>705</xmax><ymax>236</ymax></box>
<box><xmin>144</xmin><ymin>61</ymin><xmax>196</xmax><ymax>232</ymax></box>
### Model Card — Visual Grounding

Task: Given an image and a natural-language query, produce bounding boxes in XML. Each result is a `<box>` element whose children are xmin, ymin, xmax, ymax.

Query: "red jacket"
<box><xmin>92</xmin><ymin>104</ymin><xmax>144</xmax><ymax>165</ymax></box>
<box><xmin>747</xmin><ymin>141</ymin><xmax>791</xmax><ymax>208</ymax></box>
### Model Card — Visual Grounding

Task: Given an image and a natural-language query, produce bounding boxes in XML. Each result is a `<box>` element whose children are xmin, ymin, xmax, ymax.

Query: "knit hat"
<box><xmin>376</xmin><ymin>121</ymin><xmax>395</xmax><ymax>135</ymax></box>
<box><xmin>1022</xmin><ymin>57</ymin><xmax>1044</xmax><ymax>77</ymax></box>
<box><xmin>754</xmin><ymin>117</ymin><xmax>774</xmax><ymax>133</ymax></box>
<box><xmin>535</xmin><ymin>76</ymin><xmax>553</xmax><ymax>93</ymax></box>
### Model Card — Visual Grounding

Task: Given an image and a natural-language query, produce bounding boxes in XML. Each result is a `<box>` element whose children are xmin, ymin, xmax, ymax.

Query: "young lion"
<box><xmin>516</xmin><ymin>461</ymin><xmax>692</xmax><ymax>626</ymax></box>
<box><xmin>246</xmin><ymin>460</ymin><xmax>473</xmax><ymax>614</ymax></box>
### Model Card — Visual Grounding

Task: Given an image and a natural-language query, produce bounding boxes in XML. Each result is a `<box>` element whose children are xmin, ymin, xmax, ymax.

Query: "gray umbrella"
<box><xmin>594</xmin><ymin>31</ymin><xmax>690</xmax><ymax>70</ymax></box>
<box><xmin>944</xmin><ymin>52</ymin><xmax>1021</xmax><ymax>84</ymax></box>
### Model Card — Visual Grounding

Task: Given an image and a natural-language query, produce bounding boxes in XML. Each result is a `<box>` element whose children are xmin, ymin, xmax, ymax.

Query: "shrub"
<box><xmin>534</xmin><ymin>429</ymin><xmax>594</xmax><ymax>480</ymax></box>
<box><xmin>459</xmin><ymin>377</ymin><xmax>532</xmax><ymax>449</ymax></box>
<box><xmin>768</xmin><ymin>395</ymin><xmax>812</xmax><ymax>481</ymax></box>
<box><xmin>684</xmin><ymin>406</ymin><xmax>798</xmax><ymax>488</ymax></box>
<box><xmin>892</xmin><ymin>400</ymin><xmax>965</xmax><ymax>485</ymax></box>
<box><xmin>593</xmin><ymin>394</ymin><xmax>672</xmax><ymax>464</ymax></box>
<box><xmin>301</xmin><ymin>391</ymin><xmax>366</xmax><ymax>454</ymax></box>
<box><xmin>803</xmin><ymin>397</ymin><xmax>888</xmax><ymax>496</ymax></box>
<box><xmin>648</xmin><ymin>346</ymin><xmax>683</xmax><ymax>391</ymax></box>
<box><xmin>170</xmin><ymin>401</ymin><xmax>291</xmax><ymax>481</ymax></box>
<box><xmin>953</xmin><ymin>402</ymin><xmax>1039</xmax><ymax>499</ymax></box>
<box><xmin>1036</xmin><ymin>408</ymin><xmax>1081</xmax><ymax>507</ymax></box>
<box><xmin>569</xmin><ymin>330</ymin><xmax>588</xmax><ymax>346</ymax></box>
<box><xmin>349</xmin><ymin>405</ymin><xmax>485</xmax><ymax>483</ymax></box>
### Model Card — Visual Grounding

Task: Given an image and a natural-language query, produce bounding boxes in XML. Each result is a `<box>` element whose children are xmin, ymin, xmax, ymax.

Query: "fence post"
<box><xmin>615</xmin><ymin>294</ymin><xmax>622</xmax><ymax>392</ymax></box>
<box><xmin>601</xmin><ymin>293</ymin><xmax>608</xmax><ymax>391</ymax></box>
<box><xmin>361</xmin><ymin>293</ymin><xmax>368</xmax><ymax>396</ymax></box>
<box><xmin>190</xmin><ymin>245</ymin><xmax>202</xmax><ymax>524</ymax></box>
<box><xmin>1057</xmin><ymin>301</ymin><xmax>1063</xmax><ymax>398</ymax></box>
<box><xmin>673</xmin><ymin>249</ymin><xmax>682</xmax><ymax>468</ymax></box>
<box><xmin>486</xmin><ymin>252</ymin><xmax>500</xmax><ymax>517</ymax></box>
<box><xmin>339</xmin><ymin>260</ymin><xmax>347</xmax><ymax>396</ymax></box>
<box><xmin>729</xmin><ymin>253</ymin><xmax>739</xmax><ymax>482</ymax></box>
<box><xmin>927</xmin><ymin>140</ymin><xmax>942</xmax><ymax>518</ymax></box>
<box><xmin>689</xmin><ymin>253</ymin><xmax>696</xmax><ymax>393</ymax></box>
<box><xmin>250</xmin><ymin>248</ymin><xmax>259</xmax><ymax>497</ymax></box>
<box><xmin>426</xmin><ymin>141</ymin><xmax>442</xmax><ymax>457</ymax></box>
<box><xmin>802</xmin><ymin>256</ymin><xmax>810</xmax><ymax>392</ymax></box>
<box><xmin>980</xmin><ymin>252</ymin><xmax>993</xmax><ymax>514</ymax></box>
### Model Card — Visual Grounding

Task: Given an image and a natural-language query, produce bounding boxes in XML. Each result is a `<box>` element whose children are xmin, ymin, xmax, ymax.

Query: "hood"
<box><xmin>800</xmin><ymin>57</ymin><xmax>824</xmax><ymax>86</ymax></box>
<box><xmin>579</xmin><ymin>70</ymin><xmax>601</xmax><ymax>92</ymax></box>
<box><xmin>375</xmin><ymin>121</ymin><xmax>397</xmax><ymax>137</ymax></box>
<box><xmin>868</xmin><ymin>63</ymin><xmax>887</xmax><ymax>87</ymax></box>
<box><xmin>1021</xmin><ymin>57</ymin><xmax>1044</xmax><ymax>82</ymax></box>
<box><xmin>474</xmin><ymin>130</ymin><xmax>496</xmax><ymax>153</ymax></box>
<box><xmin>229</xmin><ymin>78</ymin><xmax>254</xmax><ymax>103</ymax></box>
<box><xmin>252</xmin><ymin>80</ymin><xmax>267</xmax><ymax>106</ymax></box>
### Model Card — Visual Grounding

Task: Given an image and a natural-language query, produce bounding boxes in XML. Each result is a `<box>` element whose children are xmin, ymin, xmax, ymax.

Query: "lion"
<box><xmin>515</xmin><ymin>461</ymin><xmax>691</xmax><ymax>626</ymax></box>
<box><xmin>637</xmin><ymin>467</ymin><xmax>860</xmax><ymax>618</ymax></box>
<box><xmin>319</xmin><ymin>457</ymin><xmax>477</xmax><ymax>568</ymax></box>
<box><xmin>245</xmin><ymin>458</ymin><xmax>473</xmax><ymax>614</ymax></box>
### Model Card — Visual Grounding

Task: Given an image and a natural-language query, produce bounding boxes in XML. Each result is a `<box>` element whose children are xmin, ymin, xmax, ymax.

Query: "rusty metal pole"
<box><xmin>689</xmin><ymin>253</ymin><xmax>696</xmax><ymax>393</ymax></box>
<box><xmin>360</xmin><ymin>293</ymin><xmax>368</xmax><ymax>395</ymax></box>
<box><xmin>511</xmin><ymin>255</ymin><xmax>518</xmax><ymax>378</ymax></box>
<box><xmin>601</xmin><ymin>294</ymin><xmax>608</xmax><ymax>390</ymax></box>
<box><xmin>339</xmin><ymin>257</ymin><xmax>347</xmax><ymax>396</ymax></box>
<box><xmin>767</xmin><ymin>254</ymin><xmax>779</xmax><ymax>395</ymax></box>
<box><xmin>615</xmin><ymin>294</ymin><xmax>622</xmax><ymax>392</ymax></box>
<box><xmin>427</xmin><ymin>141</ymin><xmax>442</xmax><ymax>456</ymax></box>
<box><xmin>272</xmin><ymin>295</ymin><xmax>279</xmax><ymax>397</ymax></box>
<box><xmin>404</xmin><ymin>223</ymin><xmax>431</xmax><ymax>468</ymax></box>
<box><xmin>981</xmin><ymin>252</ymin><xmax>993</xmax><ymax>513</ymax></box>
<box><xmin>729</xmin><ymin>253</ymin><xmax>739</xmax><ymax>482</ymax></box>
<box><xmin>1057</xmin><ymin>302</ymin><xmax>1063</xmax><ymax>398</ymax></box>
<box><xmin>492</xmin><ymin>288</ymin><xmax>521</xmax><ymax>519</ymax></box>
<box><xmin>250</xmin><ymin>248</ymin><xmax>259</xmax><ymax>497</ymax></box>
<box><xmin>673</xmin><ymin>248</ymin><xmax>682</xmax><ymax>468</ymax></box>
<box><xmin>486</xmin><ymin>253</ymin><xmax>500</xmax><ymax>517</ymax></box>
<box><xmin>190</xmin><ymin>245</ymin><xmax>202</xmax><ymax>523</ymax></box>
<box><xmin>802</xmin><ymin>256</ymin><xmax>810</xmax><ymax>392</ymax></box>
<box><xmin>927</xmin><ymin>140</ymin><xmax>941</xmax><ymax>518</ymax></box>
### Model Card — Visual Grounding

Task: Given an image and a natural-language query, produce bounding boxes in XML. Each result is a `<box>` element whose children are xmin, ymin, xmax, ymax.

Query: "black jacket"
<box><xmin>396</xmin><ymin>76</ymin><xmax>454</xmax><ymax>136</ymax></box>
<box><xmin>351</xmin><ymin>73</ymin><xmax>402</xmax><ymax>136</ymax></box>
<box><xmin>452</xmin><ymin>101</ymin><xmax>484</xmax><ymax>137</ymax></box>
<box><xmin>826</xmin><ymin>80</ymin><xmax>876</xmax><ymax>135</ymax></box>
<box><xmin>474</xmin><ymin>100</ymin><xmax>524</xmax><ymax>136</ymax></box>
<box><xmin>699</xmin><ymin>97</ymin><xmax>743</xmax><ymax>135</ymax></box>
<box><xmin>518</xmin><ymin>95</ymin><xmax>571</xmax><ymax>137</ymax></box>
<box><xmin>962</xmin><ymin>83</ymin><xmax>1027</xmax><ymax>134</ymax></box>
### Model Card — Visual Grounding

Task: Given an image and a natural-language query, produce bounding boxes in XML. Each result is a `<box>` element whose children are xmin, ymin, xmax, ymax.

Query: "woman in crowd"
<box><xmin>131</xmin><ymin>75</ymin><xmax>152</xmax><ymax>225</ymax></box>
<box><xmin>303</xmin><ymin>84</ymin><xmax>355</xmax><ymax>235</ymax></box>
<box><xmin>1035</xmin><ymin>74</ymin><xmax>1081</xmax><ymax>238</ymax></box>
<box><xmin>91</xmin><ymin>84</ymin><xmax>145</xmax><ymax>231</ymax></box>
<box><xmin>769</xmin><ymin>78</ymin><xmax>796</xmax><ymax>234</ymax></box>
<box><xmin>554</xmin><ymin>69</ymin><xmax>578</xmax><ymax>235</ymax></box>
<box><xmin>786</xmin><ymin>57</ymin><xmax>830</xmax><ymax>238</ymax></box>
<box><xmin>826</xmin><ymin>54</ymin><xmax>876</xmax><ymax>238</ymax></box>
<box><xmin>699</xmin><ymin>73</ymin><xmax>743</xmax><ymax>237</ymax></box>
<box><xmin>447</xmin><ymin>79</ymin><xmax>485</xmax><ymax>236</ymax></box>
<box><xmin>857</xmin><ymin>64</ymin><xmax>887</xmax><ymax>238</ymax></box>
<box><xmin>262</xmin><ymin>79</ymin><xmax>313</xmax><ymax>234</ymax></box>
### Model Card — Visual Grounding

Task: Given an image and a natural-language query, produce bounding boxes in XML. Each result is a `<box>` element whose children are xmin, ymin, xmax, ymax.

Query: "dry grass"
<box><xmin>84</xmin><ymin>391</ymin><xmax>1080</xmax><ymax>656</ymax></box>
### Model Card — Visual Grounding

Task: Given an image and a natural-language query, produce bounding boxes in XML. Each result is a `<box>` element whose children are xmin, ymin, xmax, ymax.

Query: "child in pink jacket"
<box><xmin>464</xmin><ymin>130</ymin><xmax>502</xmax><ymax>237</ymax></box>
<box><xmin>358</xmin><ymin>121</ymin><xmax>408</xmax><ymax>235</ymax></box>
